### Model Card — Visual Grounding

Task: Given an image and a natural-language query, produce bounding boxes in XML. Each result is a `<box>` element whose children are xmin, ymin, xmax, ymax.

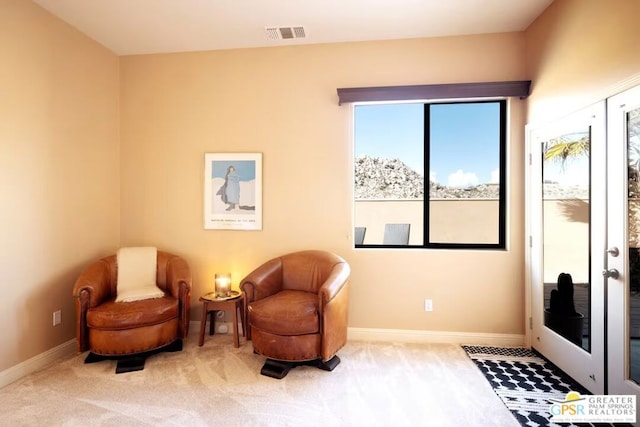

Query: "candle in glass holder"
<box><xmin>214</xmin><ymin>273</ymin><xmax>231</xmax><ymax>298</ymax></box>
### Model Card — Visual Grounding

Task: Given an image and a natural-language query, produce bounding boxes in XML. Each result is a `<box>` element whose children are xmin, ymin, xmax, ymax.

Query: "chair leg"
<box><xmin>84</xmin><ymin>352</ymin><xmax>106</xmax><ymax>364</ymax></box>
<box><xmin>83</xmin><ymin>339</ymin><xmax>183</xmax><ymax>374</ymax></box>
<box><xmin>260</xmin><ymin>355</ymin><xmax>341</xmax><ymax>379</ymax></box>
<box><xmin>317</xmin><ymin>355</ymin><xmax>341</xmax><ymax>371</ymax></box>
<box><xmin>115</xmin><ymin>356</ymin><xmax>147</xmax><ymax>374</ymax></box>
<box><xmin>164</xmin><ymin>339</ymin><xmax>183</xmax><ymax>352</ymax></box>
<box><xmin>260</xmin><ymin>359</ymin><xmax>294</xmax><ymax>379</ymax></box>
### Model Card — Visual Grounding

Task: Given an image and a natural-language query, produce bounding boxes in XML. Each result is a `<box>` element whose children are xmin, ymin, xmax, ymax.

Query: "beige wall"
<box><xmin>120</xmin><ymin>34</ymin><xmax>528</xmax><ymax>334</ymax></box>
<box><xmin>526</xmin><ymin>0</ymin><xmax>640</xmax><ymax>124</ymax></box>
<box><xmin>0</xmin><ymin>0</ymin><xmax>120</xmax><ymax>371</ymax></box>
<box><xmin>355</xmin><ymin>200</ymin><xmax>500</xmax><ymax>245</ymax></box>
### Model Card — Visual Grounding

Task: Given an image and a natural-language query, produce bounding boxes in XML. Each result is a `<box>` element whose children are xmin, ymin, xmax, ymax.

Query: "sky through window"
<box><xmin>354</xmin><ymin>102</ymin><xmax>500</xmax><ymax>188</ymax></box>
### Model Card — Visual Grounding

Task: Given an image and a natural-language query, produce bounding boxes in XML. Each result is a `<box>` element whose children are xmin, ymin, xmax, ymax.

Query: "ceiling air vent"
<box><xmin>265</xmin><ymin>26</ymin><xmax>306</xmax><ymax>40</ymax></box>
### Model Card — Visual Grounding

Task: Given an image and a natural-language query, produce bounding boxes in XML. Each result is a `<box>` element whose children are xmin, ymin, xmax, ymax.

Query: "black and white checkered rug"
<box><xmin>462</xmin><ymin>345</ymin><xmax>629</xmax><ymax>427</ymax></box>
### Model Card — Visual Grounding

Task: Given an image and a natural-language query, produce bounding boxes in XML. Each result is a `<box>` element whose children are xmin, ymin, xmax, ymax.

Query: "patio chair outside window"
<box><xmin>354</xmin><ymin>227</ymin><xmax>366</xmax><ymax>245</ymax></box>
<box><xmin>383</xmin><ymin>223</ymin><xmax>410</xmax><ymax>245</ymax></box>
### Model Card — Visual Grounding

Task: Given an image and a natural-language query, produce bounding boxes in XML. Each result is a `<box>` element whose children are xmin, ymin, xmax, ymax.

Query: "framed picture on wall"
<box><xmin>204</xmin><ymin>152</ymin><xmax>262</xmax><ymax>230</ymax></box>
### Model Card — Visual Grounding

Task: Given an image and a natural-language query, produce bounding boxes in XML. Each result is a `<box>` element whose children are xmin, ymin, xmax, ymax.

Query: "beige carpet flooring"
<box><xmin>0</xmin><ymin>333</ymin><xmax>520</xmax><ymax>426</ymax></box>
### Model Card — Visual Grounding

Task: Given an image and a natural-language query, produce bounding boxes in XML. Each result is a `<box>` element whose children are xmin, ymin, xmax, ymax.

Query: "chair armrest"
<box><xmin>72</xmin><ymin>259</ymin><xmax>112</xmax><ymax>307</ymax></box>
<box><xmin>166</xmin><ymin>256</ymin><xmax>192</xmax><ymax>338</ymax></box>
<box><xmin>240</xmin><ymin>257</ymin><xmax>283</xmax><ymax>303</ymax></box>
<box><xmin>319</xmin><ymin>262</ymin><xmax>350</xmax><ymax>361</ymax></box>
<box><xmin>319</xmin><ymin>262</ymin><xmax>351</xmax><ymax>307</ymax></box>
<box><xmin>72</xmin><ymin>259</ymin><xmax>112</xmax><ymax>353</ymax></box>
<box><xmin>166</xmin><ymin>256</ymin><xmax>191</xmax><ymax>298</ymax></box>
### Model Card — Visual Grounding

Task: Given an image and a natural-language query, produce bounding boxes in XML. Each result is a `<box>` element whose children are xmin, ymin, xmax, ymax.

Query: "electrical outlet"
<box><xmin>53</xmin><ymin>310</ymin><xmax>62</xmax><ymax>326</ymax></box>
<box><xmin>424</xmin><ymin>299</ymin><xmax>433</xmax><ymax>312</ymax></box>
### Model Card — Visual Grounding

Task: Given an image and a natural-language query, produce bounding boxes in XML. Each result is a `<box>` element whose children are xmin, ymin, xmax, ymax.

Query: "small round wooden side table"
<box><xmin>198</xmin><ymin>291</ymin><xmax>245</xmax><ymax>348</ymax></box>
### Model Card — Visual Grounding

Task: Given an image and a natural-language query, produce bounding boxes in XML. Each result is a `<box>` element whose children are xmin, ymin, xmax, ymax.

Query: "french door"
<box><xmin>528</xmin><ymin>84</ymin><xmax>640</xmax><ymax>397</ymax></box>
<box><xmin>528</xmin><ymin>101</ymin><xmax>606</xmax><ymax>394</ymax></box>
<box><xmin>607</xmin><ymin>84</ymin><xmax>640</xmax><ymax>398</ymax></box>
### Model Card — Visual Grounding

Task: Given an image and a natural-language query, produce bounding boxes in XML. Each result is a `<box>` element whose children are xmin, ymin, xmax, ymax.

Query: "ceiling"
<box><xmin>32</xmin><ymin>0</ymin><xmax>553</xmax><ymax>56</ymax></box>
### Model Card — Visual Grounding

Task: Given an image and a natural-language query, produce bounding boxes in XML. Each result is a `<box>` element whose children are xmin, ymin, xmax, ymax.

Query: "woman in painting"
<box><xmin>222</xmin><ymin>165</ymin><xmax>240</xmax><ymax>211</ymax></box>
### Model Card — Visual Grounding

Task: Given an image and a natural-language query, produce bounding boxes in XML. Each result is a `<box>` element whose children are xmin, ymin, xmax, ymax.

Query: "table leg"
<box><xmin>198</xmin><ymin>301</ymin><xmax>208</xmax><ymax>346</ymax></box>
<box><xmin>232</xmin><ymin>301</ymin><xmax>239</xmax><ymax>348</ymax></box>
<box><xmin>239</xmin><ymin>300</ymin><xmax>245</xmax><ymax>337</ymax></box>
<box><xmin>209</xmin><ymin>311</ymin><xmax>215</xmax><ymax>335</ymax></box>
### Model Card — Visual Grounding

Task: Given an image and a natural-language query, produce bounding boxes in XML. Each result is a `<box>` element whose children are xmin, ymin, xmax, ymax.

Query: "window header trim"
<box><xmin>337</xmin><ymin>80</ymin><xmax>531</xmax><ymax>105</ymax></box>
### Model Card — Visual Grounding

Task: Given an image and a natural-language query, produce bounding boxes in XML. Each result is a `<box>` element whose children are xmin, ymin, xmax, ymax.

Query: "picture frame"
<box><xmin>204</xmin><ymin>152</ymin><xmax>262</xmax><ymax>230</ymax></box>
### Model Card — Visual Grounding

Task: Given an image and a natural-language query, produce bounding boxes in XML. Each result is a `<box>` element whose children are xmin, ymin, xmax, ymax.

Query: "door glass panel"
<box><xmin>542</xmin><ymin>128</ymin><xmax>591</xmax><ymax>351</ymax></box>
<box><xmin>627</xmin><ymin>107</ymin><xmax>640</xmax><ymax>382</ymax></box>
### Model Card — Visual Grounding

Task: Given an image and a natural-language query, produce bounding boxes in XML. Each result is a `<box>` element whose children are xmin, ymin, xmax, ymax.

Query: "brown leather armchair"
<box><xmin>72</xmin><ymin>251</ymin><xmax>191</xmax><ymax>372</ymax></box>
<box><xmin>240</xmin><ymin>250</ymin><xmax>350</xmax><ymax>378</ymax></box>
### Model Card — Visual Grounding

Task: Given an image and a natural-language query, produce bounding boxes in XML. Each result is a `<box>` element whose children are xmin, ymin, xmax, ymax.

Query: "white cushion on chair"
<box><xmin>115</xmin><ymin>247</ymin><xmax>164</xmax><ymax>302</ymax></box>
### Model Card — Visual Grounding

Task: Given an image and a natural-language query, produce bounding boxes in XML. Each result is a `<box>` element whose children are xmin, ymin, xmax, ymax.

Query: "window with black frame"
<box><xmin>353</xmin><ymin>99</ymin><xmax>506</xmax><ymax>249</ymax></box>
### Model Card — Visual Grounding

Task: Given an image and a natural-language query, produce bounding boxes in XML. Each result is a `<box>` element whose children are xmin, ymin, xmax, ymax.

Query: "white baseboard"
<box><xmin>190</xmin><ymin>320</ymin><xmax>525</xmax><ymax>347</ymax></box>
<box><xmin>347</xmin><ymin>327</ymin><xmax>525</xmax><ymax>347</ymax></box>
<box><xmin>0</xmin><ymin>339</ymin><xmax>76</xmax><ymax>389</ymax></box>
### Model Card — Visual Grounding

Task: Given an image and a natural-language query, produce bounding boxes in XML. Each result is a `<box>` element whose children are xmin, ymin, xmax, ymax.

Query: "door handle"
<box><xmin>607</xmin><ymin>247</ymin><xmax>620</xmax><ymax>257</ymax></box>
<box><xmin>602</xmin><ymin>268</ymin><xmax>620</xmax><ymax>279</ymax></box>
